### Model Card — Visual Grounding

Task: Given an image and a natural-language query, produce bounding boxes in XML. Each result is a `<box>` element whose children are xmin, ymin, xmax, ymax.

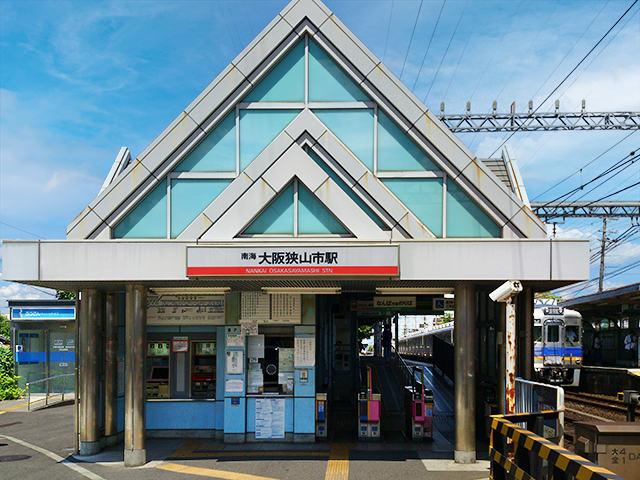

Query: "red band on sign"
<box><xmin>187</xmin><ymin>266</ymin><xmax>399</xmax><ymax>276</ymax></box>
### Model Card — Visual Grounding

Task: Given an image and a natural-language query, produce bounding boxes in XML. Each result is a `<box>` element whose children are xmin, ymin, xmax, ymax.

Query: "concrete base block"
<box><xmin>124</xmin><ymin>448</ymin><xmax>146</xmax><ymax>467</ymax></box>
<box><xmin>79</xmin><ymin>441</ymin><xmax>100</xmax><ymax>456</ymax></box>
<box><xmin>294</xmin><ymin>433</ymin><xmax>315</xmax><ymax>443</ymax></box>
<box><xmin>454</xmin><ymin>450</ymin><xmax>476</xmax><ymax>464</ymax></box>
<box><xmin>224</xmin><ymin>433</ymin><xmax>246</xmax><ymax>444</ymax></box>
<box><xmin>104</xmin><ymin>435</ymin><xmax>119</xmax><ymax>447</ymax></box>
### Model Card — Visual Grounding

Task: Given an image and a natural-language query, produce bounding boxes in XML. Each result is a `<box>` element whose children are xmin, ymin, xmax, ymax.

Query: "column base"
<box><xmin>454</xmin><ymin>450</ymin><xmax>476</xmax><ymax>464</ymax></box>
<box><xmin>124</xmin><ymin>449</ymin><xmax>146</xmax><ymax>467</ymax></box>
<box><xmin>79</xmin><ymin>441</ymin><xmax>100</xmax><ymax>456</ymax></box>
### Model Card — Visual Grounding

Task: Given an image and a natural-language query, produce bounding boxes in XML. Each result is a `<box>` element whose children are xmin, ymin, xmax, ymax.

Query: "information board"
<box><xmin>294</xmin><ymin>337</ymin><xmax>315</xmax><ymax>367</ymax></box>
<box><xmin>255</xmin><ymin>398</ymin><xmax>285</xmax><ymax>439</ymax></box>
<box><xmin>240</xmin><ymin>292</ymin><xmax>301</xmax><ymax>324</ymax></box>
<box><xmin>148</xmin><ymin>294</ymin><xmax>225</xmax><ymax>325</ymax></box>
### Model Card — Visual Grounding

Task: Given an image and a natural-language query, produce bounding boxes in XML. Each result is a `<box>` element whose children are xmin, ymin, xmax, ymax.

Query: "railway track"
<box><xmin>565</xmin><ymin>392</ymin><xmax>637</xmax><ymax>416</ymax></box>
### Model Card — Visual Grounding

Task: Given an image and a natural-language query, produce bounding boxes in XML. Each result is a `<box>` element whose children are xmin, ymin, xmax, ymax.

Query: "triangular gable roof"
<box><xmin>67</xmin><ymin>0</ymin><xmax>546</xmax><ymax>241</ymax></box>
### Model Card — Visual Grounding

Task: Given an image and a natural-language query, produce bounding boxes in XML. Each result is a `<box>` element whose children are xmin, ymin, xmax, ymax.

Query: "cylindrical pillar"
<box><xmin>79</xmin><ymin>289</ymin><xmax>102</xmax><ymax>456</ymax></box>
<box><xmin>104</xmin><ymin>293</ymin><xmax>119</xmax><ymax>444</ymax></box>
<box><xmin>454</xmin><ymin>283</ymin><xmax>476</xmax><ymax>464</ymax></box>
<box><xmin>124</xmin><ymin>285</ymin><xmax>147</xmax><ymax>467</ymax></box>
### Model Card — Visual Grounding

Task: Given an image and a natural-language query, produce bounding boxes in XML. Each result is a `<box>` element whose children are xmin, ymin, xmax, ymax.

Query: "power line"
<box><xmin>423</xmin><ymin>0</ymin><xmax>469</xmax><ymax>103</ymax></box>
<box><xmin>488</xmin><ymin>0</ymin><xmax>640</xmax><ymax>158</ymax></box>
<box><xmin>399</xmin><ymin>0</ymin><xmax>424</xmax><ymax>81</ymax></box>
<box><xmin>383</xmin><ymin>0</ymin><xmax>395</xmax><ymax>64</ymax></box>
<box><xmin>412</xmin><ymin>0</ymin><xmax>446</xmax><ymax>92</ymax></box>
<box><xmin>0</xmin><ymin>221</ymin><xmax>44</xmax><ymax>240</ymax></box>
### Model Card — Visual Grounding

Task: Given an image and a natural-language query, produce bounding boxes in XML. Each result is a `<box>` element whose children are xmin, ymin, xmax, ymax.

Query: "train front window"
<box><xmin>534</xmin><ymin>326</ymin><xmax>542</xmax><ymax>343</ymax></box>
<box><xmin>547</xmin><ymin>325</ymin><xmax>560</xmax><ymax>343</ymax></box>
<box><xmin>565</xmin><ymin>326</ymin><xmax>579</xmax><ymax>344</ymax></box>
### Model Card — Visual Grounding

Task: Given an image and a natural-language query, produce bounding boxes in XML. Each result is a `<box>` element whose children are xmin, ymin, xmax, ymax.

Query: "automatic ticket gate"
<box><xmin>358</xmin><ymin>366</ymin><xmax>381</xmax><ymax>440</ymax></box>
<box><xmin>405</xmin><ymin>367</ymin><xmax>434</xmax><ymax>441</ymax></box>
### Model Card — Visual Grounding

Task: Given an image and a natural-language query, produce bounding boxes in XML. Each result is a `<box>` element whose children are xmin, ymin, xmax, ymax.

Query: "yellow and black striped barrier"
<box><xmin>490</xmin><ymin>412</ymin><xmax>625</xmax><ymax>480</ymax></box>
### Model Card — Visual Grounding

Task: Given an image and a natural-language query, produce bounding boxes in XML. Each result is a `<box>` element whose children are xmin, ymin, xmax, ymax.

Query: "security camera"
<box><xmin>489</xmin><ymin>280</ymin><xmax>522</xmax><ymax>302</ymax></box>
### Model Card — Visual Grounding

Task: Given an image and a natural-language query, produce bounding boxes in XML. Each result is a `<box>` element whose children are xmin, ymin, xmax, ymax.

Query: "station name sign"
<box><xmin>10</xmin><ymin>307</ymin><xmax>76</xmax><ymax>321</ymax></box>
<box><xmin>187</xmin><ymin>245</ymin><xmax>399</xmax><ymax>277</ymax></box>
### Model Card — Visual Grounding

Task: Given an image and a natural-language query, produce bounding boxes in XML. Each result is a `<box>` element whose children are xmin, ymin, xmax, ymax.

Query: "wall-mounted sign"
<box><xmin>187</xmin><ymin>245</ymin><xmax>398</xmax><ymax>277</ymax></box>
<box><xmin>10</xmin><ymin>307</ymin><xmax>76</xmax><ymax>321</ymax></box>
<box><xmin>148</xmin><ymin>294</ymin><xmax>225</xmax><ymax>325</ymax></box>
<box><xmin>240</xmin><ymin>292</ymin><xmax>301</xmax><ymax>324</ymax></box>
<box><xmin>373</xmin><ymin>296</ymin><xmax>416</xmax><ymax>312</ymax></box>
<box><xmin>172</xmin><ymin>337</ymin><xmax>189</xmax><ymax>353</ymax></box>
<box><xmin>433</xmin><ymin>298</ymin><xmax>455</xmax><ymax>311</ymax></box>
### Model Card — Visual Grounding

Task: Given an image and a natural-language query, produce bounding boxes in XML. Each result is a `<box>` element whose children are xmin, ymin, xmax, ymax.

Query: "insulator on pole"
<box><xmin>466</xmin><ymin>101</ymin><xmax>471</xmax><ymax>114</ymax></box>
<box><xmin>441</xmin><ymin>102</ymin><xmax>445</xmax><ymax>115</ymax></box>
<box><xmin>529</xmin><ymin>100</ymin><xmax>533</xmax><ymax>114</ymax></box>
<box><xmin>493</xmin><ymin>101</ymin><xmax>497</xmax><ymax>114</ymax></box>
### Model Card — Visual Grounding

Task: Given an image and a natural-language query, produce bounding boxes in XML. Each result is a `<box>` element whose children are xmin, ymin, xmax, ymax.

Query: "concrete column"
<box><xmin>454</xmin><ymin>283</ymin><xmax>476</xmax><ymax>464</ymax></box>
<box><xmin>104</xmin><ymin>293</ymin><xmax>119</xmax><ymax>445</ymax></box>
<box><xmin>520</xmin><ymin>287</ymin><xmax>534</xmax><ymax>380</ymax></box>
<box><xmin>125</xmin><ymin>285</ymin><xmax>147</xmax><ymax>467</ymax></box>
<box><xmin>79</xmin><ymin>289</ymin><xmax>102</xmax><ymax>456</ymax></box>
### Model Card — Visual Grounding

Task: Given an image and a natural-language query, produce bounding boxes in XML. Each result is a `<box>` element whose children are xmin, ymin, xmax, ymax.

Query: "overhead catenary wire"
<box><xmin>382</xmin><ymin>0</ymin><xmax>395</xmax><ymax>64</ymax></box>
<box><xmin>412</xmin><ymin>0</ymin><xmax>446</xmax><ymax>92</ymax></box>
<box><xmin>399</xmin><ymin>0</ymin><xmax>425</xmax><ymax>82</ymax></box>
<box><xmin>488</xmin><ymin>0</ymin><xmax>640</xmax><ymax>159</ymax></box>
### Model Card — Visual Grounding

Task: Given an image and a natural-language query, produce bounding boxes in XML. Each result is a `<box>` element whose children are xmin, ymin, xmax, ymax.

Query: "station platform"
<box><xmin>0</xmin><ymin>362</ymin><xmax>490</xmax><ymax>480</ymax></box>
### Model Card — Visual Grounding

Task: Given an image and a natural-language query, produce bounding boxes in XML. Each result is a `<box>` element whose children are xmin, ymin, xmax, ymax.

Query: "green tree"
<box><xmin>535</xmin><ymin>292</ymin><xmax>563</xmax><ymax>302</ymax></box>
<box><xmin>358</xmin><ymin>324</ymin><xmax>374</xmax><ymax>353</ymax></box>
<box><xmin>56</xmin><ymin>291</ymin><xmax>76</xmax><ymax>300</ymax></box>
<box><xmin>0</xmin><ymin>315</ymin><xmax>24</xmax><ymax>400</ymax></box>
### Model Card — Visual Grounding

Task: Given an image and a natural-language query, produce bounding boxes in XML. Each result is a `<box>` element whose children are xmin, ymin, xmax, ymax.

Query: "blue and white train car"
<box><xmin>533</xmin><ymin>306</ymin><xmax>582</xmax><ymax>387</ymax></box>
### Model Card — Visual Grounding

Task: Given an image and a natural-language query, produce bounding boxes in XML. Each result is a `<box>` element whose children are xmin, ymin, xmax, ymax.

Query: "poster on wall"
<box><xmin>147</xmin><ymin>294</ymin><xmax>225</xmax><ymax>325</ymax></box>
<box><xmin>226</xmin><ymin>350</ymin><xmax>244</xmax><ymax>375</ymax></box>
<box><xmin>294</xmin><ymin>337</ymin><xmax>315</xmax><ymax>367</ymax></box>
<box><xmin>255</xmin><ymin>398</ymin><xmax>285</xmax><ymax>439</ymax></box>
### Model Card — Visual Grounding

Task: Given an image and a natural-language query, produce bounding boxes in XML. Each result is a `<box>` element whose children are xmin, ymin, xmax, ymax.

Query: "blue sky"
<box><xmin>1</xmin><ymin>0</ymin><xmax>639</xmax><ymax>309</ymax></box>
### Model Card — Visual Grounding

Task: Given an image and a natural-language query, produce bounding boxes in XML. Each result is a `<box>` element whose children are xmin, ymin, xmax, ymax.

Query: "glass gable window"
<box><xmin>309</xmin><ymin>40</ymin><xmax>370</xmax><ymax>102</ymax></box>
<box><xmin>377</xmin><ymin>110</ymin><xmax>437</xmax><ymax>171</ymax></box>
<box><xmin>174</xmin><ymin>112</ymin><xmax>236</xmax><ymax>172</ymax></box>
<box><xmin>298</xmin><ymin>184</ymin><xmax>348</xmax><ymax>234</ymax></box>
<box><xmin>114</xmin><ymin>182</ymin><xmax>167</xmax><ymax>238</ymax></box>
<box><xmin>313</xmin><ymin>109</ymin><xmax>374</xmax><ymax>171</ymax></box>
<box><xmin>170</xmin><ymin>179</ymin><xmax>231</xmax><ymax>238</ymax></box>
<box><xmin>244</xmin><ymin>40</ymin><xmax>305</xmax><ymax>103</ymax></box>
<box><xmin>239</xmin><ymin>110</ymin><xmax>301</xmax><ymax>171</ymax></box>
<box><xmin>244</xmin><ymin>183</ymin><xmax>295</xmax><ymax>235</ymax></box>
<box><xmin>382</xmin><ymin>178</ymin><xmax>443</xmax><ymax>237</ymax></box>
<box><xmin>446</xmin><ymin>182</ymin><xmax>501</xmax><ymax>238</ymax></box>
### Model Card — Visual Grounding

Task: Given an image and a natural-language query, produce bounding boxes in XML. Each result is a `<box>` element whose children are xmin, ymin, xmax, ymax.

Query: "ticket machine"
<box><xmin>358</xmin><ymin>367</ymin><xmax>381</xmax><ymax>440</ymax></box>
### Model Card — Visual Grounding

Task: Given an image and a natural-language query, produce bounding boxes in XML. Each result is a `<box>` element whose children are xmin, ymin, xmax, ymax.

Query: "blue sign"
<box><xmin>11</xmin><ymin>307</ymin><xmax>76</xmax><ymax>321</ymax></box>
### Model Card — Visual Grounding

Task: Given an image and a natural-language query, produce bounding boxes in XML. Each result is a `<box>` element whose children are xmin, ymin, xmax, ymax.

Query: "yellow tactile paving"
<box><xmin>324</xmin><ymin>443</ymin><xmax>350</xmax><ymax>480</ymax></box>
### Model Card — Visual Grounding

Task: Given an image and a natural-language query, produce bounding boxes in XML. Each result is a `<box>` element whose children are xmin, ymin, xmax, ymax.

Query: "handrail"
<box><xmin>26</xmin><ymin>373</ymin><xmax>74</xmax><ymax>411</ymax></box>
<box><xmin>391</xmin><ymin>346</ymin><xmax>414</xmax><ymax>388</ymax></box>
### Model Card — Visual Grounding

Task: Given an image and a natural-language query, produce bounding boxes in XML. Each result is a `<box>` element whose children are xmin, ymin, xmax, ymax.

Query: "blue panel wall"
<box><xmin>294</xmin><ymin>397</ymin><xmax>316</xmax><ymax>434</ymax></box>
<box><xmin>223</xmin><ymin>397</ymin><xmax>246</xmax><ymax>433</ymax></box>
<box><xmin>223</xmin><ymin>326</ymin><xmax>246</xmax><ymax>434</ymax></box>
<box><xmin>147</xmin><ymin>401</ymin><xmax>217</xmax><ymax>429</ymax></box>
<box><xmin>117</xmin><ymin>396</ymin><xmax>125</xmax><ymax>433</ymax></box>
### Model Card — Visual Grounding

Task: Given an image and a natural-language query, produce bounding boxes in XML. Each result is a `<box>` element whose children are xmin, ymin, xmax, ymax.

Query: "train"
<box><xmin>397</xmin><ymin>306</ymin><xmax>583</xmax><ymax>388</ymax></box>
<box><xmin>533</xmin><ymin>305</ymin><xmax>582</xmax><ymax>387</ymax></box>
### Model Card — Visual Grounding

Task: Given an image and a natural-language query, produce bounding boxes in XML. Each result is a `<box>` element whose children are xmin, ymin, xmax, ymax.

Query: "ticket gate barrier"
<box><xmin>358</xmin><ymin>366</ymin><xmax>381</xmax><ymax>440</ymax></box>
<box><xmin>405</xmin><ymin>367</ymin><xmax>434</xmax><ymax>441</ymax></box>
<box><xmin>316</xmin><ymin>393</ymin><xmax>327</xmax><ymax>438</ymax></box>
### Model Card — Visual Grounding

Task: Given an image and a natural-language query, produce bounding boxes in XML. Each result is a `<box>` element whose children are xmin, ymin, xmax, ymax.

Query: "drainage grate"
<box><xmin>0</xmin><ymin>455</ymin><xmax>30</xmax><ymax>462</ymax></box>
<box><xmin>434</xmin><ymin>414</ymin><xmax>455</xmax><ymax>420</ymax></box>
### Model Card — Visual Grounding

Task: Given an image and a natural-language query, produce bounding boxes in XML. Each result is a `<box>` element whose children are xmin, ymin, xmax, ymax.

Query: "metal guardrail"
<box><xmin>391</xmin><ymin>346</ymin><xmax>414</xmax><ymax>388</ymax></box>
<box><xmin>490</xmin><ymin>412</ymin><xmax>624</xmax><ymax>480</ymax></box>
<box><xmin>515</xmin><ymin>377</ymin><xmax>564</xmax><ymax>445</ymax></box>
<box><xmin>25</xmin><ymin>373</ymin><xmax>74</xmax><ymax>411</ymax></box>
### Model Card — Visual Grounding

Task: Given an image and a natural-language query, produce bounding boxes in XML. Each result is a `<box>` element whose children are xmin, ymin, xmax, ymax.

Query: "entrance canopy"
<box><xmin>3</xmin><ymin>0</ymin><xmax>588</xmax><ymax>291</ymax></box>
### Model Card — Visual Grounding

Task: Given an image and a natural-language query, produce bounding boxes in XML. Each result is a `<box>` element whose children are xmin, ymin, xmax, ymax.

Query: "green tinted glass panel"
<box><xmin>113</xmin><ymin>182</ymin><xmax>167</xmax><ymax>238</ymax></box>
<box><xmin>382</xmin><ymin>178</ymin><xmax>443</xmax><ymax>237</ymax></box>
<box><xmin>244</xmin><ymin>41</ymin><xmax>305</xmax><ymax>102</ymax></box>
<box><xmin>309</xmin><ymin>40</ymin><xmax>370</xmax><ymax>102</ymax></box>
<box><xmin>307</xmin><ymin>150</ymin><xmax>387</xmax><ymax>228</ymax></box>
<box><xmin>378</xmin><ymin>111</ymin><xmax>438</xmax><ymax>171</ymax></box>
<box><xmin>313</xmin><ymin>109</ymin><xmax>374</xmax><ymax>170</ymax></box>
<box><xmin>446</xmin><ymin>181</ymin><xmax>501</xmax><ymax>238</ymax></box>
<box><xmin>170</xmin><ymin>179</ymin><xmax>231</xmax><ymax>238</ymax></box>
<box><xmin>298</xmin><ymin>184</ymin><xmax>348</xmax><ymax>234</ymax></box>
<box><xmin>244</xmin><ymin>183</ymin><xmax>294</xmax><ymax>234</ymax></box>
<box><xmin>239</xmin><ymin>110</ymin><xmax>301</xmax><ymax>171</ymax></box>
<box><xmin>174</xmin><ymin>112</ymin><xmax>235</xmax><ymax>172</ymax></box>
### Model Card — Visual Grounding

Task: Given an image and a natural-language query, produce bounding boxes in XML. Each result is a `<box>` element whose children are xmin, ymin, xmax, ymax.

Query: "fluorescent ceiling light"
<box><xmin>261</xmin><ymin>287</ymin><xmax>341</xmax><ymax>295</ymax></box>
<box><xmin>375</xmin><ymin>287</ymin><xmax>454</xmax><ymax>295</ymax></box>
<box><xmin>151</xmin><ymin>287</ymin><xmax>231</xmax><ymax>295</ymax></box>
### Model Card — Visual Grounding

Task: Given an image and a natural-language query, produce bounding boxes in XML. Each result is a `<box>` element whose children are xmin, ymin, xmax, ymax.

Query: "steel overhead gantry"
<box><xmin>531</xmin><ymin>201</ymin><xmax>640</xmax><ymax>221</ymax></box>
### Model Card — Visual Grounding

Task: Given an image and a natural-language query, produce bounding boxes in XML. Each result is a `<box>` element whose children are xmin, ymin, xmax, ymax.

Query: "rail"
<box><xmin>490</xmin><ymin>411</ymin><xmax>623</xmax><ymax>480</ymax></box>
<box><xmin>25</xmin><ymin>373</ymin><xmax>74</xmax><ymax>411</ymax></box>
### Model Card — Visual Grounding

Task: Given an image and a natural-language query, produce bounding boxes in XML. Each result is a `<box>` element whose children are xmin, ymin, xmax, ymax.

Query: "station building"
<box><xmin>2</xmin><ymin>0</ymin><xmax>589</xmax><ymax>467</ymax></box>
